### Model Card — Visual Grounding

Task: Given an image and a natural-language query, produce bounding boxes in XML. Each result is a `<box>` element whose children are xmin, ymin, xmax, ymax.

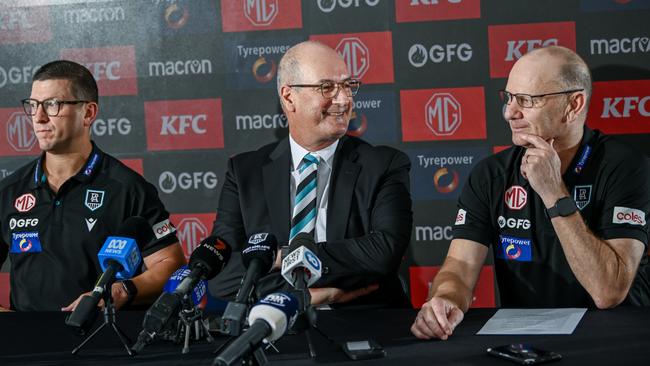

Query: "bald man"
<box><xmin>411</xmin><ymin>46</ymin><xmax>650</xmax><ymax>340</ymax></box>
<box><xmin>209</xmin><ymin>41</ymin><xmax>413</xmax><ymax>308</ymax></box>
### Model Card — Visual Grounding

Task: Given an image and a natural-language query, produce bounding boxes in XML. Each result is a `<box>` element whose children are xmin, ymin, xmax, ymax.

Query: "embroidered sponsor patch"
<box><xmin>11</xmin><ymin>232</ymin><xmax>42</xmax><ymax>253</ymax></box>
<box><xmin>455</xmin><ymin>208</ymin><xmax>467</xmax><ymax>225</ymax></box>
<box><xmin>612</xmin><ymin>206</ymin><xmax>646</xmax><ymax>226</ymax></box>
<box><xmin>85</xmin><ymin>189</ymin><xmax>105</xmax><ymax>211</ymax></box>
<box><xmin>497</xmin><ymin>235</ymin><xmax>531</xmax><ymax>262</ymax></box>
<box><xmin>573</xmin><ymin>185</ymin><xmax>592</xmax><ymax>210</ymax></box>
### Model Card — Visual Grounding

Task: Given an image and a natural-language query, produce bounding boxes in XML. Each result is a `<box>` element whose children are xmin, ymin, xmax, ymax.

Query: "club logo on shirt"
<box><xmin>612</xmin><ymin>206</ymin><xmax>646</xmax><ymax>226</ymax></box>
<box><xmin>84</xmin><ymin>189</ymin><xmax>105</xmax><ymax>211</ymax></box>
<box><xmin>504</xmin><ymin>185</ymin><xmax>527</xmax><ymax>210</ymax></box>
<box><xmin>497</xmin><ymin>235</ymin><xmax>532</xmax><ymax>262</ymax></box>
<box><xmin>14</xmin><ymin>193</ymin><xmax>36</xmax><ymax>212</ymax></box>
<box><xmin>455</xmin><ymin>208</ymin><xmax>466</xmax><ymax>225</ymax></box>
<box><xmin>11</xmin><ymin>232</ymin><xmax>43</xmax><ymax>253</ymax></box>
<box><xmin>573</xmin><ymin>185</ymin><xmax>592</xmax><ymax>210</ymax></box>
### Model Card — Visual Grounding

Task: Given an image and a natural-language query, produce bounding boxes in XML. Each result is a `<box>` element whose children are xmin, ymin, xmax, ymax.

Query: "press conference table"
<box><xmin>1</xmin><ymin>306</ymin><xmax>648</xmax><ymax>365</ymax></box>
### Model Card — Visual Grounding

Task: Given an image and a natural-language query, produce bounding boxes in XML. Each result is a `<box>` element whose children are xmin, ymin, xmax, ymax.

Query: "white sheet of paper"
<box><xmin>477</xmin><ymin>308</ymin><xmax>587</xmax><ymax>335</ymax></box>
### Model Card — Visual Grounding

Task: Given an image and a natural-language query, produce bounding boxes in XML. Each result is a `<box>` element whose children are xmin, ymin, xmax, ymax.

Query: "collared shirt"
<box><xmin>289</xmin><ymin>135</ymin><xmax>338</xmax><ymax>243</ymax></box>
<box><xmin>452</xmin><ymin>127</ymin><xmax>650</xmax><ymax>307</ymax></box>
<box><xmin>0</xmin><ymin>142</ymin><xmax>179</xmax><ymax>311</ymax></box>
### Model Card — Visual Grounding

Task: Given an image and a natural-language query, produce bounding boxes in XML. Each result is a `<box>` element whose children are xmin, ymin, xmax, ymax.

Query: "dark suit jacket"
<box><xmin>209</xmin><ymin>135</ymin><xmax>413</xmax><ymax>308</ymax></box>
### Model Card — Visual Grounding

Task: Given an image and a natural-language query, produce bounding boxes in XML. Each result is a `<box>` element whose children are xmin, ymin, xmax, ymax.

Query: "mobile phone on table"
<box><xmin>341</xmin><ymin>339</ymin><xmax>386</xmax><ymax>360</ymax></box>
<box><xmin>487</xmin><ymin>343</ymin><xmax>561</xmax><ymax>365</ymax></box>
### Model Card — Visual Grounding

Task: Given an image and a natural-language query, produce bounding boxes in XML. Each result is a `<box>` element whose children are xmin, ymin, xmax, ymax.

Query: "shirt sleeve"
<box><xmin>452</xmin><ymin>159</ymin><xmax>495</xmax><ymax>247</ymax></box>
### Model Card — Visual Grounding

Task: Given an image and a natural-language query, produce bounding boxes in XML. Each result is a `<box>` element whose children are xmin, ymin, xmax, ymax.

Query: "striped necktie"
<box><xmin>289</xmin><ymin>153</ymin><xmax>319</xmax><ymax>242</ymax></box>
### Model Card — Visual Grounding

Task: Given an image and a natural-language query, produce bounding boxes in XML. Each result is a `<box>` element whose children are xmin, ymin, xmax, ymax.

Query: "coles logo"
<box><xmin>400</xmin><ymin>87</ymin><xmax>486</xmax><ymax>142</ymax></box>
<box><xmin>0</xmin><ymin>110</ymin><xmax>40</xmax><ymax>157</ymax></box>
<box><xmin>14</xmin><ymin>193</ymin><xmax>36</xmax><ymax>213</ymax></box>
<box><xmin>455</xmin><ymin>208</ymin><xmax>466</xmax><ymax>225</ymax></box>
<box><xmin>0</xmin><ymin>7</ymin><xmax>52</xmax><ymax>44</ymax></box>
<box><xmin>310</xmin><ymin>31</ymin><xmax>394</xmax><ymax>84</ymax></box>
<box><xmin>396</xmin><ymin>0</ymin><xmax>481</xmax><ymax>23</ymax></box>
<box><xmin>171</xmin><ymin>214</ymin><xmax>213</xmax><ymax>259</ymax></box>
<box><xmin>504</xmin><ymin>185</ymin><xmax>527</xmax><ymax>210</ymax></box>
<box><xmin>152</xmin><ymin>218</ymin><xmax>176</xmax><ymax>240</ymax></box>
<box><xmin>145</xmin><ymin>99</ymin><xmax>224</xmax><ymax>151</ymax></box>
<box><xmin>409</xmin><ymin>266</ymin><xmax>494</xmax><ymax>309</ymax></box>
<box><xmin>60</xmin><ymin>46</ymin><xmax>138</xmax><ymax>96</ymax></box>
<box><xmin>487</xmin><ymin>22</ymin><xmax>576</xmax><ymax>78</ymax></box>
<box><xmin>612</xmin><ymin>206</ymin><xmax>646</xmax><ymax>226</ymax></box>
<box><xmin>221</xmin><ymin>0</ymin><xmax>302</xmax><ymax>32</ymax></box>
<box><xmin>587</xmin><ymin>80</ymin><xmax>650</xmax><ymax>135</ymax></box>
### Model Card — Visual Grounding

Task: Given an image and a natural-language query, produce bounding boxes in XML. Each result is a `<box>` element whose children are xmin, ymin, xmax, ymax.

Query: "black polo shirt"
<box><xmin>0</xmin><ymin>142</ymin><xmax>179</xmax><ymax>311</ymax></box>
<box><xmin>453</xmin><ymin>127</ymin><xmax>650</xmax><ymax>307</ymax></box>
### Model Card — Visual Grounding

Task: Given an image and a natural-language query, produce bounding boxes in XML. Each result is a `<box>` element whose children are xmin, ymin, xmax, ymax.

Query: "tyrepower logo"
<box><xmin>396</xmin><ymin>0</ymin><xmax>480</xmax><ymax>23</ymax></box>
<box><xmin>504</xmin><ymin>185</ymin><xmax>527</xmax><ymax>210</ymax></box>
<box><xmin>145</xmin><ymin>99</ymin><xmax>224</xmax><ymax>151</ymax></box>
<box><xmin>400</xmin><ymin>87</ymin><xmax>486</xmax><ymax>141</ymax></box>
<box><xmin>60</xmin><ymin>46</ymin><xmax>138</xmax><ymax>96</ymax></box>
<box><xmin>221</xmin><ymin>0</ymin><xmax>302</xmax><ymax>32</ymax></box>
<box><xmin>310</xmin><ymin>32</ymin><xmax>394</xmax><ymax>84</ymax></box>
<box><xmin>0</xmin><ymin>7</ymin><xmax>52</xmax><ymax>44</ymax></box>
<box><xmin>0</xmin><ymin>109</ymin><xmax>40</xmax><ymax>157</ymax></box>
<box><xmin>587</xmin><ymin>80</ymin><xmax>650</xmax><ymax>135</ymax></box>
<box><xmin>171</xmin><ymin>213</ymin><xmax>214</xmax><ymax>259</ymax></box>
<box><xmin>487</xmin><ymin>22</ymin><xmax>576</xmax><ymax>78</ymax></box>
<box><xmin>409</xmin><ymin>266</ymin><xmax>494</xmax><ymax>308</ymax></box>
<box><xmin>613</xmin><ymin>206</ymin><xmax>646</xmax><ymax>226</ymax></box>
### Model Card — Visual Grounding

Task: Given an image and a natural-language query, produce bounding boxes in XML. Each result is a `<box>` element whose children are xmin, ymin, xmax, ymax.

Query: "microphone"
<box><xmin>133</xmin><ymin>236</ymin><xmax>231</xmax><ymax>353</ymax></box>
<box><xmin>66</xmin><ymin>216</ymin><xmax>151</xmax><ymax>329</ymax></box>
<box><xmin>281</xmin><ymin>232</ymin><xmax>322</xmax><ymax>290</ymax></box>
<box><xmin>221</xmin><ymin>233</ymin><xmax>277</xmax><ymax>336</ymax></box>
<box><xmin>162</xmin><ymin>265</ymin><xmax>209</xmax><ymax>309</ymax></box>
<box><xmin>213</xmin><ymin>292</ymin><xmax>299</xmax><ymax>366</ymax></box>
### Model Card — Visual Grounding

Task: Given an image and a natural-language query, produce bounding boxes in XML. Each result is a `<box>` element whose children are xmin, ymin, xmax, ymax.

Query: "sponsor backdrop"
<box><xmin>1</xmin><ymin>0</ymin><xmax>649</xmax><ymax>308</ymax></box>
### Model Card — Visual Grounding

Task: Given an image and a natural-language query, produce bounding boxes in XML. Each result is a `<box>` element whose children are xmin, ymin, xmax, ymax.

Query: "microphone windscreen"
<box><xmin>163</xmin><ymin>265</ymin><xmax>208</xmax><ymax>307</ymax></box>
<box><xmin>188</xmin><ymin>236</ymin><xmax>232</xmax><ymax>280</ymax></box>
<box><xmin>242</xmin><ymin>233</ymin><xmax>278</xmax><ymax>273</ymax></box>
<box><xmin>248</xmin><ymin>292</ymin><xmax>299</xmax><ymax>342</ymax></box>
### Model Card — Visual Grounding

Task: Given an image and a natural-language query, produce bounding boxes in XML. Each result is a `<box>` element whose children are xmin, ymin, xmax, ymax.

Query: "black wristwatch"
<box><xmin>547</xmin><ymin>197</ymin><xmax>578</xmax><ymax>218</ymax></box>
<box><xmin>120</xmin><ymin>279</ymin><xmax>138</xmax><ymax>306</ymax></box>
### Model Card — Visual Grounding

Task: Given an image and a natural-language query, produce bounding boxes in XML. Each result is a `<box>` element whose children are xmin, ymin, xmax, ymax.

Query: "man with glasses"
<box><xmin>0</xmin><ymin>60</ymin><xmax>185</xmax><ymax>311</ymax></box>
<box><xmin>210</xmin><ymin>41</ymin><xmax>413</xmax><ymax>307</ymax></box>
<box><xmin>411</xmin><ymin>46</ymin><xmax>649</xmax><ymax>340</ymax></box>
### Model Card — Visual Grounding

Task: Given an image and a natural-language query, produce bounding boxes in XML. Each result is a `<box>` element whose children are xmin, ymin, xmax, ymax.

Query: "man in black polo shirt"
<box><xmin>0</xmin><ymin>60</ymin><xmax>186</xmax><ymax>311</ymax></box>
<box><xmin>411</xmin><ymin>46</ymin><xmax>649</xmax><ymax>340</ymax></box>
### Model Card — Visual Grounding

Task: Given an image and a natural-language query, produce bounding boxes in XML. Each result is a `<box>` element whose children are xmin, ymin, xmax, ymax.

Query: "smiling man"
<box><xmin>411</xmin><ymin>46</ymin><xmax>650</xmax><ymax>340</ymax></box>
<box><xmin>209</xmin><ymin>41</ymin><xmax>413</xmax><ymax>307</ymax></box>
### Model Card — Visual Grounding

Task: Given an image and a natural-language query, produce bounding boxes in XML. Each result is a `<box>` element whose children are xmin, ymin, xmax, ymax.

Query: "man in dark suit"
<box><xmin>209</xmin><ymin>41</ymin><xmax>413</xmax><ymax>307</ymax></box>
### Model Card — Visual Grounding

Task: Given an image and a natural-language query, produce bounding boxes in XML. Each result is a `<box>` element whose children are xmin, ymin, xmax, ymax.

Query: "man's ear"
<box><xmin>83</xmin><ymin>102</ymin><xmax>98</xmax><ymax>128</ymax></box>
<box><xmin>280</xmin><ymin>85</ymin><xmax>296</xmax><ymax>113</ymax></box>
<box><xmin>564</xmin><ymin>91</ymin><xmax>587</xmax><ymax>123</ymax></box>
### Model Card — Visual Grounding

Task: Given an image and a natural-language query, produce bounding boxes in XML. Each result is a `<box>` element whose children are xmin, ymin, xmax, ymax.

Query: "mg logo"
<box><xmin>504</xmin><ymin>185</ymin><xmax>527</xmax><ymax>210</ymax></box>
<box><xmin>425</xmin><ymin>93</ymin><xmax>461</xmax><ymax>136</ymax></box>
<box><xmin>14</xmin><ymin>193</ymin><xmax>36</xmax><ymax>213</ymax></box>
<box><xmin>244</xmin><ymin>0</ymin><xmax>278</xmax><ymax>26</ymax></box>
<box><xmin>177</xmin><ymin>217</ymin><xmax>208</xmax><ymax>259</ymax></box>
<box><xmin>7</xmin><ymin>112</ymin><xmax>36</xmax><ymax>152</ymax></box>
<box><xmin>336</xmin><ymin>37</ymin><xmax>369</xmax><ymax>79</ymax></box>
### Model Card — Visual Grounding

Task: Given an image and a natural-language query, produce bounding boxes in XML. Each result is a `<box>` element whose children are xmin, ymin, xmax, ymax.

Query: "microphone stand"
<box><xmin>71</xmin><ymin>282</ymin><xmax>133</xmax><ymax>356</ymax></box>
<box><xmin>288</xmin><ymin>281</ymin><xmax>317</xmax><ymax>358</ymax></box>
<box><xmin>176</xmin><ymin>296</ymin><xmax>214</xmax><ymax>354</ymax></box>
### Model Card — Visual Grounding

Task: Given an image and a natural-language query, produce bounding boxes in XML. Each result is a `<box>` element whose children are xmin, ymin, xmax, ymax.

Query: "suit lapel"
<box><xmin>327</xmin><ymin>137</ymin><xmax>361</xmax><ymax>241</ymax></box>
<box><xmin>263</xmin><ymin>139</ymin><xmax>291</xmax><ymax>243</ymax></box>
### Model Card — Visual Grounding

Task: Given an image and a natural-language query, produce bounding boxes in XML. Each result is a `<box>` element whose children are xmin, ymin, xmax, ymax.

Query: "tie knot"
<box><xmin>300</xmin><ymin>153</ymin><xmax>319</xmax><ymax>170</ymax></box>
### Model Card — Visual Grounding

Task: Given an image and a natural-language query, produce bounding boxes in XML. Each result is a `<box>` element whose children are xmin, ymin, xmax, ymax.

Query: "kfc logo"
<box><xmin>336</xmin><ymin>37</ymin><xmax>369</xmax><ymax>79</ymax></box>
<box><xmin>488</xmin><ymin>22</ymin><xmax>576</xmax><ymax>78</ymax></box>
<box><xmin>221</xmin><ymin>0</ymin><xmax>302</xmax><ymax>32</ymax></box>
<box><xmin>0</xmin><ymin>7</ymin><xmax>52</xmax><ymax>44</ymax></box>
<box><xmin>14</xmin><ymin>193</ymin><xmax>36</xmax><ymax>213</ymax></box>
<box><xmin>6</xmin><ymin>112</ymin><xmax>36</xmax><ymax>152</ymax></box>
<box><xmin>504</xmin><ymin>186</ymin><xmax>527</xmax><ymax>210</ymax></box>
<box><xmin>60</xmin><ymin>46</ymin><xmax>138</xmax><ymax>96</ymax></box>
<box><xmin>613</xmin><ymin>206</ymin><xmax>646</xmax><ymax>226</ymax></box>
<box><xmin>588</xmin><ymin>80</ymin><xmax>650</xmax><ymax>135</ymax></box>
<box><xmin>145</xmin><ymin>99</ymin><xmax>224</xmax><ymax>151</ymax></box>
<box><xmin>396</xmin><ymin>0</ymin><xmax>480</xmax><ymax>23</ymax></box>
<box><xmin>401</xmin><ymin>87</ymin><xmax>486</xmax><ymax>142</ymax></box>
<box><xmin>310</xmin><ymin>31</ymin><xmax>394</xmax><ymax>84</ymax></box>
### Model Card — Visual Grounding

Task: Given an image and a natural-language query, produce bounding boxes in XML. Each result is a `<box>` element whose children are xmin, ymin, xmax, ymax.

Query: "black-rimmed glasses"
<box><xmin>499</xmin><ymin>89</ymin><xmax>584</xmax><ymax>108</ymax></box>
<box><xmin>288</xmin><ymin>79</ymin><xmax>361</xmax><ymax>99</ymax></box>
<box><xmin>22</xmin><ymin>98</ymin><xmax>89</xmax><ymax>117</ymax></box>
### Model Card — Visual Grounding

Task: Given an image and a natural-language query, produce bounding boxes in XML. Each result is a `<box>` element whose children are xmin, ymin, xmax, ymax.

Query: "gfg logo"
<box><xmin>336</xmin><ymin>37</ymin><xmax>369</xmax><ymax>79</ymax></box>
<box><xmin>177</xmin><ymin>217</ymin><xmax>208</xmax><ymax>258</ymax></box>
<box><xmin>497</xmin><ymin>216</ymin><xmax>531</xmax><ymax>230</ymax></box>
<box><xmin>408</xmin><ymin>43</ymin><xmax>473</xmax><ymax>67</ymax></box>
<box><xmin>425</xmin><ymin>93</ymin><xmax>461</xmax><ymax>136</ymax></box>
<box><xmin>9</xmin><ymin>217</ymin><xmax>39</xmax><ymax>230</ymax></box>
<box><xmin>160</xmin><ymin>114</ymin><xmax>207</xmax><ymax>135</ymax></box>
<box><xmin>158</xmin><ymin>171</ymin><xmax>218</xmax><ymax>194</ymax></box>
<box><xmin>317</xmin><ymin>0</ymin><xmax>380</xmax><ymax>12</ymax></box>
<box><xmin>244</xmin><ymin>0</ymin><xmax>278</xmax><ymax>26</ymax></box>
<box><xmin>7</xmin><ymin>112</ymin><xmax>36</xmax><ymax>152</ymax></box>
<box><xmin>0</xmin><ymin>65</ymin><xmax>38</xmax><ymax>88</ymax></box>
<box><xmin>92</xmin><ymin>118</ymin><xmax>131</xmax><ymax>136</ymax></box>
